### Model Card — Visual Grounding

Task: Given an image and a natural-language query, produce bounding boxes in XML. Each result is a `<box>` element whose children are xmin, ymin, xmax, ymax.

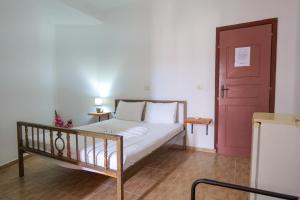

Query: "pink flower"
<box><xmin>55</xmin><ymin>110</ymin><xmax>64</xmax><ymax>128</ymax></box>
<box><xmin>54</xmin><ymin>110</ymin><xmax>73</xmax><ymax>128</ymax></box>
<box><xmin>64</xmin><ymin>120</ymin><xmax>73</xmax><ymax>128</ymax></box>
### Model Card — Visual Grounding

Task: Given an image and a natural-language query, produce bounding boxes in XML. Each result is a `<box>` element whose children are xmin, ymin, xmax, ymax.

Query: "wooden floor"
<box><xmin>0</xmin><ymin>148</ymin><xmax>250</xmax><ymax>200</ymax></box>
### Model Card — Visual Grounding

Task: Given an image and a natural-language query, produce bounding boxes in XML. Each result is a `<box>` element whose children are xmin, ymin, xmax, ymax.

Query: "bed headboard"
<box><xmin>114</xmin><ymin>99</ymin><xmax>187</xmax><ymax>124</ymax></box>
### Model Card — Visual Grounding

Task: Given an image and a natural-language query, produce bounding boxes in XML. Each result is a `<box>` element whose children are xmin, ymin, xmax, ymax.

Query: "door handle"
<box><xmin>221</xmin><ymin>85</ymin><xmax>229</xmax><ymax>98</ymax></box>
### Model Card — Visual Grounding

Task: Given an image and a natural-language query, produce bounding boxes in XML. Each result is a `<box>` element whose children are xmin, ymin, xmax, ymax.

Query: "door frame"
<box><xmin>214</xmin><ymin>18</ymin><xmax>278</xmax><ymax>151</ymax></box>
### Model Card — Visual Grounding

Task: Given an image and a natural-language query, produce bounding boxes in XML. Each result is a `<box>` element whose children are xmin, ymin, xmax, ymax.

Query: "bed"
<box><xmin>17</xmin><ymin>99</ymin><xmax>187</xmax><ymax>200</ymax></box>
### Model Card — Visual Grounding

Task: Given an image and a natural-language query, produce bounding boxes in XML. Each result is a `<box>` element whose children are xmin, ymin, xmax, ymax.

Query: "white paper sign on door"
<box><xmin>234</xmin><ymin>47</ymin><xmax>251</xmax><ymax>67</ymax></box>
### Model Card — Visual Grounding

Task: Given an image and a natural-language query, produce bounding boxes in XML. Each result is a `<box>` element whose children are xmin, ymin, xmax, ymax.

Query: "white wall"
<box><xmin>0</xmin><ymin>0</ymin><xmax>101</xmax><ymax>166</ymax></box>
<box><xmin>55</xmin><ymin>0</ymin><xmax>300</xmax><ymax>150</ymax></box>
<box><xmin>55</xmin><ymin>2</ymin><xmax>153</xmax><ymax>125</ymax></box>
<box><xmin>0</xmin><ymin>1</ymin><xmax>55</xmax><ymax>166</ymax></box>
<box><xmin>296</xmin><ymin>1</ymin><xmax>300</xmax><ymax>114</ymax></box>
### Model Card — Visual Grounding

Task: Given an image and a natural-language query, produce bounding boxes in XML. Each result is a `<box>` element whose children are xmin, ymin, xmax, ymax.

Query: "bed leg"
<box><xmin>18</xmin><ymin>150</ymin><xmax>24</xmax><ymax>177</ymax></box>
<box><xmin>17</xmin><ymin>122</ymin><xmax>24</xmax><ymax>177</ymax></box>
<box><xmin>183</xmin><ymin>133</ymin><xmax>187</xmax><ymax>150</ymax></box>
<box><xmin>184</xmin><ymin>136</ymin><xmax>187</xmax><ymax>150</ymax></box>
<box><xmin>117</xmin><ymin>136</ymin><xmax>124</xmax><ymax>200</ymax></box>
<box><xmin>117</xmin><ymin>175</ymin><xmax>124</xmax><ymax>200</ymax></box>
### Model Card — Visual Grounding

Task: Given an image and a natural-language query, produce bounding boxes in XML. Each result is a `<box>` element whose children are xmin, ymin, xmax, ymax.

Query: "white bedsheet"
<box><xmin>24</xmin><ymin>119</ymin><xmax>184</xmax><ymax>171</ymax></box>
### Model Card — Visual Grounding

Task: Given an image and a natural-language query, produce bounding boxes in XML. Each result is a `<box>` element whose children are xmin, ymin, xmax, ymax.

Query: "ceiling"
<box><xmin>39</xmin><ymin>0</ymin><xmax>104</xmax><ymax>24</ymax></box>
<box><xmin>60</xmin><ymin>0</ymin><xmax>138</xmax><ymax>20</ymax></box>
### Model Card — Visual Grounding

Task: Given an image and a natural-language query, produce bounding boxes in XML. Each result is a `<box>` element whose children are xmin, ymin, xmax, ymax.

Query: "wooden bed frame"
<box><xmin>17</xmin><ymin>99</ymin><xmax>187</xmax><ymax>200</ymax></box>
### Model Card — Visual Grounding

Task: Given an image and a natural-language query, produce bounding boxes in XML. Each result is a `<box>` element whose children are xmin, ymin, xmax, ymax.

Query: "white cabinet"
<box><xmin>251</xmin><ymin>113</ymin><xmax>300</xmax><ymax>200</ymax></box>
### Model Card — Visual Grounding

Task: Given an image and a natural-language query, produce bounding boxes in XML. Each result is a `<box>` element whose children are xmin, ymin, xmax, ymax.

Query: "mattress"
<box><xmin>24</xmin><ymin>119</ymin><xmax>184</xmax><ymax>171</ymax></box>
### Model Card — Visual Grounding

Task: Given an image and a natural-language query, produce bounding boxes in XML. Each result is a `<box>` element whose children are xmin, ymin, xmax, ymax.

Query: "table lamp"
<box><xmin>95</xmin><ymin>97</ymin><xmax>103</xmax><ymax>113</ymax></box>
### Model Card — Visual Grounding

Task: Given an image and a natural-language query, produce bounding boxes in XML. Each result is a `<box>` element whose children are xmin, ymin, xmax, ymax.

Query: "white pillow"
<box><xmin>144</xmin><ymin>102</ymin><xmax>178</xmax><ymax>124</ymax></box>
<box><xmin>115</xmin><ymin>101</ymin><xmax>145</xmax><ymax>122</ymax></box>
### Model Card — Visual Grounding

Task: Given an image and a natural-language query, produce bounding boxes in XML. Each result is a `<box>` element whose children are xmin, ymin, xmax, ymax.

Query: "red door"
<box><xmin>216</xmin><ymin>20</ymin><xmax>277</xmax><ymax>157</ymax></box>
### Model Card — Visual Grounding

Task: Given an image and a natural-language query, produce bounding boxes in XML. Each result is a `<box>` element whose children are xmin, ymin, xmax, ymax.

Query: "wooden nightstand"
<box><xmin>185</xmin><ymin>117</ymin><xmax>213</xmax><ymax>135</ymax></box>
<box><xmin>88</xmin><ymin>112</ymin><xmax>111</xmax><ymax>122</ymax></box>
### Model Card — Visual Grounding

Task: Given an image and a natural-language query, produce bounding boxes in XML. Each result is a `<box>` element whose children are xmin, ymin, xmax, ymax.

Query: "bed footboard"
<box><xmin>17</xmin><ymin>121</ymin><xmax>124</xmax><ymax>200</ymax></box>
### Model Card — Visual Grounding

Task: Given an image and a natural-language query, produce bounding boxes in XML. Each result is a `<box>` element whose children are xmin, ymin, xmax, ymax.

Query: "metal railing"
<box><xmin>191</xmin><ymin>179</ymin><xmax>298</xmax><ymax>200</ymax></box>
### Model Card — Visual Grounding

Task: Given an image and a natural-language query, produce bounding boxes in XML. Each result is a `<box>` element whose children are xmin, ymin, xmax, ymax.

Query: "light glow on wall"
<box><xmin>90</xmin><ymin>79</ymin><xmax>112</xmax><ymax>98</ymax></box>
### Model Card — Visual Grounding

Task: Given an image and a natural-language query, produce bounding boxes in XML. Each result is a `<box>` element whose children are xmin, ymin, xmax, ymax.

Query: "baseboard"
<box><xmin>172</xmin><ymin>144</ymin><xmax>216</xmax><ymax>153</ymax></box>
<box><xmin>186</xmin><ymin>146</ymin><xmax>216</xmax><ymax>153</ymax></box>
<box><xmin>0</xmin><ymin>154</ymin><xmax>32</xmax><ymax>170</ymax></box>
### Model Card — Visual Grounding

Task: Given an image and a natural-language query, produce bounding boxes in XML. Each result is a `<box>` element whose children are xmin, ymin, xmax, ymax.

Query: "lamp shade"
<box><xmin>94</xmin><ymin>98</ymin><xmax>103</xmax><ymax>106</ymax></box>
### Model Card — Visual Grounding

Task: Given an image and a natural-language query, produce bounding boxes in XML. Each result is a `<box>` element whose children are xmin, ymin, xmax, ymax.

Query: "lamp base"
<box><xmin>96</xmin><ymin>108</ymin><xmax>103</xmax><ymax>113</ymax></box>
